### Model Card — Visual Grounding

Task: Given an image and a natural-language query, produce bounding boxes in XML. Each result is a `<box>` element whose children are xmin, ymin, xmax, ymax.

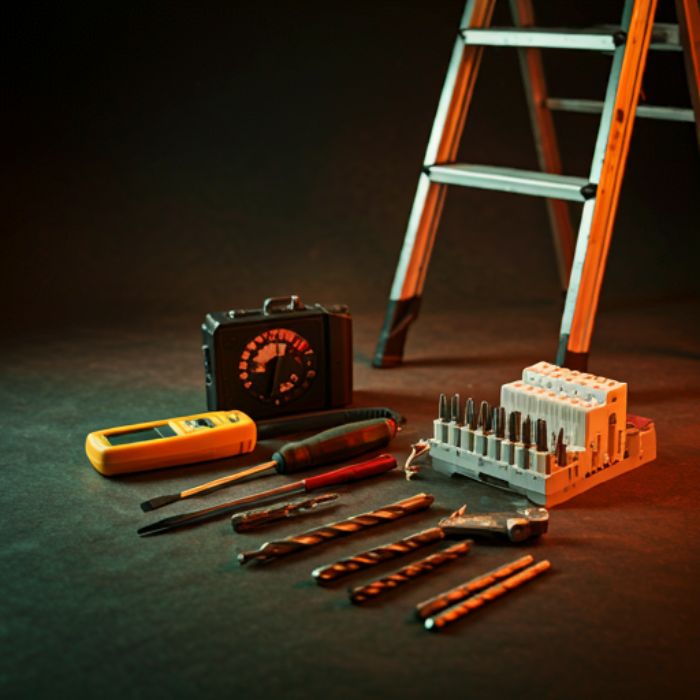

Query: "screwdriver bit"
<box><xmin>450</xmin><ymin>394</ymin><xmax>461</xmax><ymax>423</ymax></box>
<box><xmin>522</xmin><ymin>416</ymin><xmax>532</xmax><ymax>447</ymax></box>
<box><xmin>508</xmin><ymin>410</ymin><xmax>521</xmax><ymax>442</ymax></box>
<box><xmin>349</xmin><ymin>541</ymin><xmax>472</xmax><ymax>605</ymax></box>
<box><xmin>477</xmin><ymin>401</ymin><xmax>490</xmax><ymax>430</ymax></box>
<box><xmin>237</xmin><ymin>493</ymin><xmax>434</xmax><ymax>565</ymax></box>
<box><xmin>438</xmin><ymin>394</ymin><xmax>448</xmax><ymax>421</ymax></box>
<box><xmin>465</xmin><ymin>398</ymin><xmax>476</xmax><ymax>429</ymax></box>
<box><xmin>312</xmin><ymin>527</ymin><xmax>446</xmax><ymax>585</ymax></box>
<box><xmin>536</xmin><ymin>419</ymin><xmax>548</xmax><ymax>452</ymax></box>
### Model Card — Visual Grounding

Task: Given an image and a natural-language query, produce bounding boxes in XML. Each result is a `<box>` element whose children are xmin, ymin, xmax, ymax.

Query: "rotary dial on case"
<box><xmin>238</xmin><ymin>328</ymin><xmax>317</xmax><ymax>404</ymax></box>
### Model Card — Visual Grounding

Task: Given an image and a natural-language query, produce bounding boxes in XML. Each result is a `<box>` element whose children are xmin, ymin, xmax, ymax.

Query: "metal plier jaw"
<box><xmin>438</xmin><ymin>505</ymin><xmax>549</xmax><ymax>543</ymax></box>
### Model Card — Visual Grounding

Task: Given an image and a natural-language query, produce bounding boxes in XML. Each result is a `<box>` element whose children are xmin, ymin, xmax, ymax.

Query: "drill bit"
<box><xmin>237</xmin><ymin>493</ymin><xmax>434</xmax><ymax>565</ymax></box>
<box><xmin>415</xmin><ymin>554</ymin><xmax>535</xmax><ymax>619</ymax></box>
<box><xmin>349</xmin><ymin>541</ymin><xmax>472</xmax><ymax>605</ymax></box>
<box><xmin>312</xmin><ymin>527</ymin><xmax>446</xmax><ymax>585</ymax></box>
<box><xmin>424</xmin><ymin>559</ymin><xmax>552</xmax><ymax>631</ymax></box>
<box><xmin>230</xmin><ymin>493</ymin><xmax>339</xmax><ymax>532</ymax></box>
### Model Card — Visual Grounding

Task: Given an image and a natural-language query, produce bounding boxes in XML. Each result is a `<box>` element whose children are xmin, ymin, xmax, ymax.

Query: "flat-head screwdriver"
<box><xmin>141</xmin><ymin>417</ymin><xmax>397</xmax><ymax>512</ymax></box>
<box><xmin>137</xmin><ymin>453</ymin><xmax>397</xmax><ymax>536</ymax></box>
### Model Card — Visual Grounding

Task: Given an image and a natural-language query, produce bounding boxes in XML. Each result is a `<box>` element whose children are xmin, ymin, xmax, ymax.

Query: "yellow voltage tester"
<box><xmin>85</xmin><ymin>410</ymin><xmax>257</xmax><ymax>476</ymax></box>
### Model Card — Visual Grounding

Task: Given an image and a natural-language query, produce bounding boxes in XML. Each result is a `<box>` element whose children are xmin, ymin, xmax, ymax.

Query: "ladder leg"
<box><xmin>556</xmin><ymin>0</ymin><xmax>658</xmax><ymax>371</ymax></box>
<box><xmin>510</xmin><ymin>0</ymin><xmax>576</xmax><ymax>291</ymax></box>
<box><xmin>676</xmin><ymin>0</ymin><xmax>700</xmax><ymax>150</ymax></box>
<box><xmin>373</xmin><ymin>0</ymin><xmax>496</xmax><ymax>368</ymax></box>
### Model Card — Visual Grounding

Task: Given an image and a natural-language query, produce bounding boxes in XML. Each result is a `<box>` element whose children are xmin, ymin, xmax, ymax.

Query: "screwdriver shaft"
<box><xmin>349</xmin><ymin>541</ymin><xmax>471</xmax><ymax>604</ymax></box>
<box><xmin>181</xmin><ymin>461</ymin><xmax>276</xmax><ymax>498</ymax></box>
<box><xmin>237</xmin><ymin>493</ymin><xmax>434</xmax><ymax>564</ymax></box>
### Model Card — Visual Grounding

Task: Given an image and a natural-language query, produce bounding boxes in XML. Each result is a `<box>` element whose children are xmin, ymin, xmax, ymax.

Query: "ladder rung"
<box><xmin>461</xmin><ymin>27</ymin><xmax>623</xmax><ymax>51</ymax></box>
<box><xmin>546</xmin><ymin>97</ymin><xmax>695</xmax><ymax>123</ymax></box>
<box><xmin>599</xmin><ymin>22</ymin><xmax>682</xmax><ymax>51</ymax></box>
<box><xmin>426</xmin><ymin>164</ymin><xmax>595</xmax><ymax>202</ymax></box>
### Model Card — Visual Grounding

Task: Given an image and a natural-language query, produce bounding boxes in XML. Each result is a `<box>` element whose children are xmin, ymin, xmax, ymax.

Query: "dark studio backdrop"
<box><xmin>4</xmin><ymin>0</ymin><xmax>699</xmax><ymax>330</ymax></box>
<box><xmin>3</xmin><ymin>2</ymin><xmax>700</xmax><ymax>699</ymax></box>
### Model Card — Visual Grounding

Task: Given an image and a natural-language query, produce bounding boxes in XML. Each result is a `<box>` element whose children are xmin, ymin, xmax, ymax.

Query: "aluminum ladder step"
<box><xmin>426</xmin><ymin>164</ymin><xmax>595</xmax><ymax>202</ymax></box>
<box><xmin>546</xmin><ymin>97</ymin><xmax>695</xmax><ymax>123</ymax></box>
<box><xmin>461</xmin><ymin>27</ymin><xmax>625</xmax><ymax>51</ymax></box>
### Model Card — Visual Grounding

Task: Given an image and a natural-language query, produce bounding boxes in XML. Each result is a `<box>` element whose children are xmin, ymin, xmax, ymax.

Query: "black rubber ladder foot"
<box><xmin>372</xmin><ymin>296</ymin><xmax>422</xmax><ymax>368</ymax></box>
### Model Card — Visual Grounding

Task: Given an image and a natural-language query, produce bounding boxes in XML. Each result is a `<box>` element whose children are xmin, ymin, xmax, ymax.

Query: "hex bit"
<box><xmin>415</xmin><ymin>554</ymin><xmax>535</xmax><ymax>619</ymax></box>
<box><xmin>312</xmin><ymin>527</ymin><xmax>446</xmax><ymax>584</ymax></box>
<box><xmin>237</xmin><ymin>493</ymin><xmax>434</xmax><ymax>565</ymax></box>
<box><xmin>423</xmin><ymin>559</ymin><xmax>551</xmax><ymax>631</ymax></box>
<box><xmin>349</xmin><ymin>541</ymin><xmax>472</xmax><ymax>605</ymax></box>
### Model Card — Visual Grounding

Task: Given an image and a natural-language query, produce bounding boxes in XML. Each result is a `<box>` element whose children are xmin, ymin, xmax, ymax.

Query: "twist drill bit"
<box><xmin>415</xmin><ymin>554</ymin><xmax>535</xmax><ymax>619</ymax></box>
<box><xmin>312</xmin><ymin>527</ymin><xmax>446</xmax><ymax>585</ymax></box>
<box><xmin>231</xmin><ymin>493</ymin><xmax>339</xmax><ymax>532</ymax></box>
<box><xmin>424</xmin><ymin>559</ymin><xmax>551</xmax><ymax>631</ymax></box>
<box><xmin>349</xmin><ymin>541</ymin><xmax>472</xmax><ymax>605</ymax></box>
<box><xmin>237</xmin><ymin>493</ymin><xmax>434</xmax><ymax>565</ymax></box>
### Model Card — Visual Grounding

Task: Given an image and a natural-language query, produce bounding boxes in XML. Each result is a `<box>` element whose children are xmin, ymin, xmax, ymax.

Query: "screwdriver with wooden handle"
<box><xmin>140</xmin><ymin>417</ymin><xmax>398</xmax><ymax>512</ymax></box>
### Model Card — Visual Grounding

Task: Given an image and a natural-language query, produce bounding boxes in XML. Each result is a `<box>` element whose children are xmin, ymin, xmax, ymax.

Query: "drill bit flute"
<box><xmin>349</xmin><ymin>541</ymin><xmax>472</xmax><ymax>605</ymax></box>
<box><xmin>237</xmin><ymin>493</ymin><xmax>434</xmax><ymax>565</ymax></box>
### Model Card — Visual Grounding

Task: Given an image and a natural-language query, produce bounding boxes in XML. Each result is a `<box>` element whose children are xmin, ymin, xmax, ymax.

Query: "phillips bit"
<box><xmin>536</xmin><ymin>419</ymin><xmax>548</xmax><ymax>452</ymax></box>
<box><xmin>349</xmin><ymin>541</ymin><xmax>472</xmax><ymax>605</ymax></box>
<box><xmin>477</xmin><ymin>401</ymin><xmax>490</xmax><ymax>431</ymax></box>
<box><xmin>521</xmin><ymin>416</ymin><xmax>532</xmax><ymax>447</ymax></box>
<box><xmin>312</xmin><ymin>527</ymin><xmax>446</xmax><ymax>584</ymax></box>
<box><xmin>423</xmin><ymin>560</ymin><xmax>551</xmax><ymax>631</ymax></box>
<box><xmin>438</xmin><ymin>394</ymin><xmax>448</xmax><ymax>421</ymax></box>
<box><xmin>230</xmin><ymin>493</ymin><xmax>339</xmax><ymax>532</ymax></box>
<box><xmin>508</xmin><ymin>410</ymin><xmax>521</xmax><ymax>442</ymax></box>
<box><xmin>555</xmin><ymin>428</ymin><xmax>568</xmax><ymax>466</ymax></box>
<box><xmin>450</xmin><ymin>394</ymin><xmax>461</xmax><ymax>423</ymax></box>
<box><xmin>495</xmin><ymin>407</ymin><xmax>506</xmax><ymax>439</ymax></box>
<box><xmin>237</xmin><ymin>493</ymin><xmax>434</xmax><ymax>564</ymax></box>
<box><xmin>465</xmin><ymin>398</ymin><xmax>476</xmax><ymax>429</ymax></box>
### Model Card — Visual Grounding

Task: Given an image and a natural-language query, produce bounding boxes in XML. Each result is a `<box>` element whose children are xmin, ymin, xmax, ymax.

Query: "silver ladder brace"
<box><xmin>373</xmin><ymin>0</ymin><xmax>700</xmax><ymax>371</ymax></box>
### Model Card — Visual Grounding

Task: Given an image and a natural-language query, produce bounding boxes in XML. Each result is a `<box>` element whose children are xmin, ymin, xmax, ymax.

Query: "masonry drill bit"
<box><xmin>312</xmin><ymin>527</ymin><xmax>446</xmax><ymax>585</ymax></box>
<box><xmin>349</xmin><ymin>541</ymin><xmax>472</xmax><ymax>605</ymax></box>
<box><xmin>237</xmin><ymin>493</ymin><xmax>434</xmax><ymax>565</ymax></box>
<box><xmin>230</xmin><ymin>493</ymin><xmax>339</xmax><ymax>533</ymax></box>
<box><xmin>415</xmin><ymin>554</ymin><xmax>535</xmax><ymax>619</ymax></box>
<box><xmin>423</xmin><ymin>559</ymin><xmax>551</xmax><ymax>631</ymax></box>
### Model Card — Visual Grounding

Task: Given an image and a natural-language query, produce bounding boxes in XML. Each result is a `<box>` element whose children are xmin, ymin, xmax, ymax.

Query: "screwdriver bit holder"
<box><xmin>424</xmin><ymin>361</ymin><xmax>657</xmax><ymax>507</ymax></box>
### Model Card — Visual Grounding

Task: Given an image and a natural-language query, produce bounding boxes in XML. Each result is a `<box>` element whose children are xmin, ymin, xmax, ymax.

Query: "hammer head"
<box><xmin>438</xmin><ymin>506</ymin><xmax>549</xmax><ymax>543</ymax></box>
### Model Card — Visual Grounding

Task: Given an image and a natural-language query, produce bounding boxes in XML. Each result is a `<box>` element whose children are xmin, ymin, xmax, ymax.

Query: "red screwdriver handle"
<box><xmin>304</xmin><ymin>454</ymin><xmax>397</xmax><ymax>491</ymax></box>
<box><xmin>274</xmin><ymin>418</ymin><xmax>397</xmax><ymax>474</ymax></box>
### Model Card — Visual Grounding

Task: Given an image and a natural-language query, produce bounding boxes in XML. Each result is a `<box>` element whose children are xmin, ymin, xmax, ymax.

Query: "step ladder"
<box><xmin>373</xmin><ymin>0</ymin><xmax>700</xmax><ymax>371</ymax></box>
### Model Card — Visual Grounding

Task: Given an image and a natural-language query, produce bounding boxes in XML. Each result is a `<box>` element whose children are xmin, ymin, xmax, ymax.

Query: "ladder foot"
<box><xmin>373</xmin><ymin>296</ymin><xmax>422</xmax><ymax>368</ymax></box>
<box><xmin>564</xmin><ymin>349</ymin><xmax>589</xmax><ymax>372</ymax></box>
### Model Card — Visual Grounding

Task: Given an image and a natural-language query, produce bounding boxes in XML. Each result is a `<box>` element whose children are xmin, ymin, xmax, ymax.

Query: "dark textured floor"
<box><xmin>2</xmin><ymin>301</ymin><xmax>699</xmax><ymax>699</ymax></box>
